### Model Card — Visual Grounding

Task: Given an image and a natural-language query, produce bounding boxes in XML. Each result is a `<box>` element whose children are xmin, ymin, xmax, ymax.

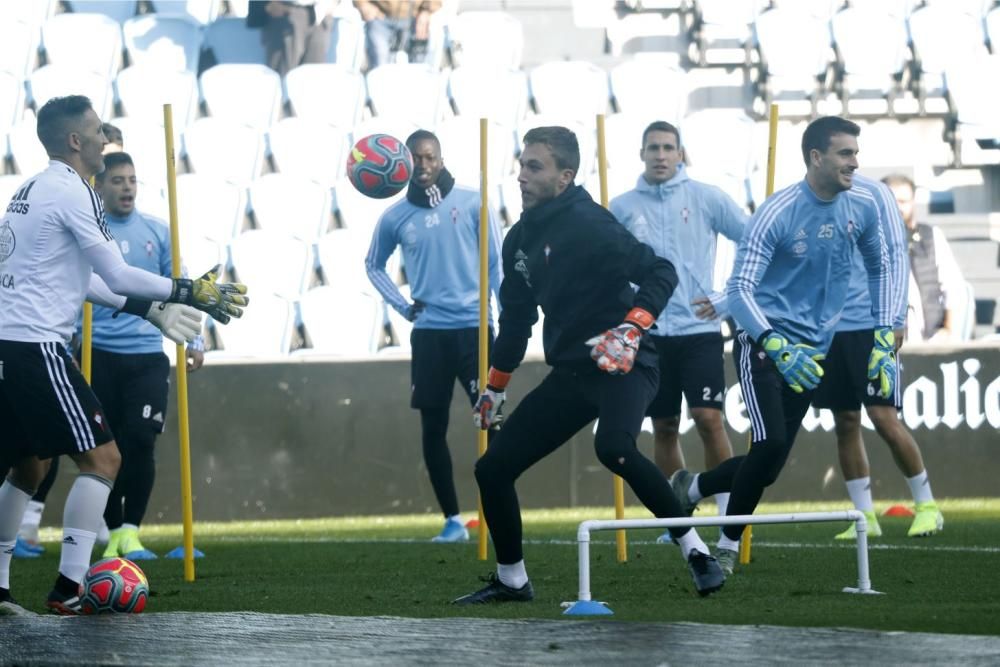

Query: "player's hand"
<box><xmin>145</xmin><ymin>302</ymin><xmax>203</xmax><ymax>345</ymax></box>
<box><xmin>585</xmin><ymin>307</ymin><xmax>654</xmax><ymax>375</ymax></box>
<box><xmin>186</xmin><ymin>348</ymin><xmax>205</xmax><ymax>372</ymax></box>
<box><xmin>761</xmin><ymin>332</ymin><xmax>825</xmax><ymax>393</ymax></box>
<box><xmin>405</xmin><ymin>300</ymin><xmax>426</xmax><ymax>322</ymax></box>
<box><xmin>169</xmin><ymin>265</ymin><xmax>249</xmax><ymax>324</ymax></box>
<box><xmin>473</xmin><ymin>386</ymin><xmax>505</xmax><ymax>430</ymax></box>
<box><xmin>867</xmin><ymin>327</ymin><xmax>897</xmax><ymax>398</ymax></box>
<box><xmin>691</xmin><ymin>296</ymin><xmax>718</xmax><ymax>320</ymax></box>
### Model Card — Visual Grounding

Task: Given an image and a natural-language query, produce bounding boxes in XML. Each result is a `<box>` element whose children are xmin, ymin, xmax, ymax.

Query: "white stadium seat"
<box><xmin>41</xmin><ymin>13</ymin><xmax>123</xmax><ymax>78</ymax></box>
<box><xmin>296</xmin><ymin>285</ymin><xmax>383</xmax><ymax>356</ymax></box>
<box><xmin>249</xmin><ymin>173</ymin><xmax>331</xmax><ymax>242</ymax></box>
<box><xmin>268</xmin><ymin>117</ymin><xmax>351</xmax><ymax>186</ymax></box>
<box><xmin>284</xmin><ymin>64</ymin><xmax>366</xmax><ymax>128</ymax></box>
<box><xmin>200</xmin><ymin>64</ymin><xmax>282</xmax><ymax>130</ymax></box>
<box><xmin>122</xmin><ymin>14</ymin><xmax>204</xmax><ymax>73</ymax></box>
<box><xmin>115</xmin><ymin>66</ymin><xmax>199</xmax><ymax>126</ymax></box>
<box><xmin>229</xmin><ymin>229</ymin><xmax>313</xmax><ymax>299</ymax></box>
<box><xmin>183</xmin><ymin>117</ymin><xmax>265</xmax><ymax>185</ymax></box>
<box><xmin>175</xmin><ymin>173</ymin><xmax>246</xmax><ymax>243</ymax></box>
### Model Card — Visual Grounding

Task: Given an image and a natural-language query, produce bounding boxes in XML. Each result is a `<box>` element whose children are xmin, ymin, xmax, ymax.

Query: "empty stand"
<box><xmin>366</xmin><ymin>63</ymin><xmax>445</xmax><ymax>129</ymax></box>
<box><xmin>249</xmin><ymin>173</ymin><xmax>331</xmax><ymax>242</ymax></box>
<box><xmin>200</xmin><ymin>63</ymin><xmax>282</xmax><ymax>130</ymax></box>
<box><xmin>41</xmin><ymin>13</ymin><xmax>123</xmax><ymax>79</ymax></box>
<box><xmin>946</xmin><ymin>54</ymin><xmax>1000</xmax><ymax>166</ymax></box>
<box><xmin>229</xmin><ymin>229</ymin><xmax>313</xmax><ymax>299</ymax></box>
<box><xmin>297</xmin><ymin>285</ymin><xmax>383</xmax><ymax>356</ymax></box>
<box><xmin>907</xmin><ymin>4</ymin><xmax>989</xmax><ymax>115</ymax></box>
<box><xmin>268</xmin><ymin>117</ymin><xmax>350</xmax><ymax>186</ymax></box>
<box><xmin>183</xmin><ymin>117</ymin><xmax>265</xmax><ymax>185</ymax></box>
<box><xmin>831</xmin><ymin>6</ymin><xmax>909</xmax><ymax>117</ymax></box>
<box><xmin>122</xmin><ymin>14</ymin><xmax>203</xmax><ymax>73</ymax></box>
<box><xmin>66</xmin><ymin>1</ymin><xmax>138</xmax><ymax>23</ymax></box>
<box><xmin>448</xmin><ymin>65</ymin><xmax>529</xmax><ymax>129</ymax></box>
<box><xmin>0</xmin><ymin>70</ymin><xmax>24</xmax><ymax>129</ymax></box>
<box><xmin>436</xmin><ymin>116</ymin><xmax>514</xmax><ymax>190</ymax></box>
<box><xmin>28</xmin><ymin>65</ymin><xmax>114</xmax><ymax>118</ymax></box>
<box><xmin>529</xmin><ymin>61</ymin><xmax>610</xmax><ymax>124</ymax></box>
<box><xmin>448</xmin><ymin>11</ymin><xmax>524</xmax><ymax>69</ymax></box>
<box><xmin>202</xmin><ymin>16</ymin><xmax>267</xmax><ymax>65</ymax></box>
<box><xmin>317</xmin><ymin>227</ymin><xmax>386</xmax><ymax>289</ymax></box>
<box><xmin>105</xmin><ymin>116</ymin><xmax>182</xmax><ymax>189</ymax></box>
<box><xmin>115</xmin><ymin>66</ymin><xmax>199</xmax><ymax>126</ymax></box>
<box><xmin>284</xmin><ymin>64</ymin><xmax>366</xmax><ymax>128</ymax></box>
<box><xmin>0</xmin><ymin>18</ymin><xmax>43</xmax><ymax>80</ymax></box>
<box><xmin>210</xmin><ymin>292</ymin><xmax>295</xmax><ymax>357</ymax></box>
<box><xmin>610</xmin><ymin>55</ymin><xmax>687</xmax><ymax>121</ymax></box>
<box><xmin>326</xmin><ymin>13</ymin><xmax>366</xmax><ymax>70</ymax></box>
<box><xmin>175</xmin><ymin>173</ymin><xmax>246</xmax><ymax>243</ymax></box>
<box><xmin>151</xmin><ymin>0</ymin><xmax>220</xmax><ymax>26</ymax></box>
<box><xmin>752</xmin><ymin>7</ymin><xmax>833</xmax><ymax>117</ymax></box>
<box><xmin>7</xmin><ymin>121</ymin><xmax>48</xmax><ymax>176</ymax></box>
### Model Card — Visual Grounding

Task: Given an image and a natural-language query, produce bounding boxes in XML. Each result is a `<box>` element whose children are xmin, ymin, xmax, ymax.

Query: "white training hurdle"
<box><xmin>562</xmin><ymin>510</ymin><xmax>881</xmax><ymax>615</ymax></box>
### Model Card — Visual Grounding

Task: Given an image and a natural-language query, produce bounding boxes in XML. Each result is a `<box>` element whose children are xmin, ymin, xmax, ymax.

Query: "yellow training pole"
<box><xmin>740</xmin><ymin>103</ymin><xmax>780</xmax><ymax>567</ymax></box>
<box><xmin>476</xmin><ymin>118</ymin><xmax>490</xmax><ymax>561</ymax></box>
<box><xmin>596</xmin><ymin>114</ymin><xmax>628</xmax><ymax>564</ymax></box>
<box><xmin>163</xmin><ymin>104</ymin><xmax>196</xmax><ymax>582</ymax></box>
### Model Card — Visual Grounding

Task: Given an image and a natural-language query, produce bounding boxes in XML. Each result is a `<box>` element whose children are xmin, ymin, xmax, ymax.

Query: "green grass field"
<box><xmin>10</xmin><ymin>499</ymin><xmax>1000</xmax><ymax>636</ymax></box>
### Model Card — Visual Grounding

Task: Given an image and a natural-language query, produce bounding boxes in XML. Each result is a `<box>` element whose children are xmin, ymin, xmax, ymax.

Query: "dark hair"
<box><xmin>641</xmin><ymin>120</ymin><xmax>680</xmax><ymax>149</ymax></box>
<box><xmin>881</xmin><ymin>173</ymin><xmax>915</xmax><ymax>192</ymax></box>
<box><xmin>102</xmin><ymin>122</ymin><xmax>123</xmax><ymax>146</ymax></box>
<box><xmin>94</xmin><ymin>151</ymin><xmax>134</xmax><ymax>183</ymax></box>
<box><xmin>36</xmin><ymin>95</ymin><xmax>94</xmax><ymax>155</ymax></box>
<box><xmin>801</xmin><ymin>116</ymin><xmax>861</xmax><ymax>166</ymax></box>
<box><xmin>405</xmin><ymin>129</ymin><xmax>440</xmax><ymax>153</ymax></box>
<box><xmin>522</xmin><ymin>126</ymin><xmax>580</xmax><ymax>173</ymax></box>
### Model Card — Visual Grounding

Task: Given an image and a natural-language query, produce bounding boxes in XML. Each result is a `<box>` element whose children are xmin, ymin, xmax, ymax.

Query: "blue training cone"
<box><xmin>561</xmin><ymin>600</ymin><xmax>614</xmax><ymax>616</ymax></box>
<box><xmin>165</xmin><ymin>546</ymin><xmax>205</xmax><ymax>559</ymax></box>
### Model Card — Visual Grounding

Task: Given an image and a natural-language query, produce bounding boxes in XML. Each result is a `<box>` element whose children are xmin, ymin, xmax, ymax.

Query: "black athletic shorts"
<box><xmin>733</xmin><ymin>331</ymin><xmax>813</xmax><ymax>446</ymax></box>
<box><xmin>812</xmin><ymin>329</ymin><xmax>901</xmax><ymax>411</ymax></box>
<box><xmin>410</xmin><ymin>327</ymin><xmax>493</xmax><ymax>409</ymax></box>
<box><xmin>646</xmin><ymin>332</ymin><xmax>726</xmax><ymax>418</ymax></box>
<box><xmin>90</xmin><ymin>348</ymin><xmax>171</xmax><ymax>436</ymax></box>
<box><xmin>0</xmin><ymin>340</ymin><xmax>113</xmax><ymax>467</ymax></box>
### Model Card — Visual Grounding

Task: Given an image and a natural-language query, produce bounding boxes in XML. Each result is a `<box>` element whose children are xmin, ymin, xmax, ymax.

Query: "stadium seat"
<box><xmin>448</xmin><ymin>11</ymin><xmax>524</xmax><ymax>69</ymax></box>
<box><xmin>529</xmin><ymin>61</ymin><xmax>611</xmax><ymax>124</ymax></box>
<box><xmin>178</xmin><ymin>234</ymin><xmax>224</xmax><ymax>278</ymax></box>
<box><xmin>331</xmin><ymin>176</ymin><xmax>406</xmax><ymax>238</ymax></box>
<box><xmin>7</xmin><ymin>121</ymin><xmax>48</xmax><ymax>176</ymax></box>
<box><xmin>175</xmin><ymin>173</ymin><xmax>246</xmax><ymax>243</ymax></box>
<box><xmin>229</xmin><ymin>229</ymin><xmax>314</xmax><ymax>299</ymax></box>
<box><xmin>28</xmin><ymin>65</ymin><xmax>114</xmax><ymax>118</ymax></box>
<box><xmin>447</xmin><ymin>65</ymin><xmax>529</xmax><ymax>129</ymax></box>
<box><xmin>104</xmin><ymin>116</ymin><xmax>183</xmax><ymax>189</ymax></box>
<box><xmin>602</xmin><ymin>113</ymin><xmax>657</xmax><ymax>173</ymax></box>
<box><xmin>41</xmin><ymin>13</ymin><xmax>123</xmax><ymax>79</ymax></box>
<box><xmin>609</xmin><ymin>55</ymin><xmax>687</xmax><ymax>121</ymax></box>
<box><xmin>296</xmin><ymin>285</ymin><xmax>383</xmax><ymax>356</ymax></box>
<box><xmin>988</xmin><ymin>7</ymin><xmax>1000</xmax><ymax>55</ymax></box>
<box><xmin>151</xmin><ymin>0</ymin><xmax>220</xmax><ymax>26</ymax></box>
<box><xmin>326</xmin><ymin>13</ymin><xmax>366</xmax><ymax>70</ymax></box>
<box><xmin>0</xmin><ymin>0</ymin><xmax>56</xmax><ymax>29</ymax></box>
<box><xmin>435</xmin><ymin>116</ymin><xmax>514</xmax><ymax>191</ymax></box>
<box><xmin>183</xmin><ymin>117</ymin><xmax>265</xmax><ymax>185</ymax></box>
<box><xmin>752</xmin><ymin>7</ymin><xmax>833</xmax><ymax>117</ymax></box>
<box><xmin>202</xmin><ymin>16</ymin><xmax>267</xmax><ymax>65</ymax></box>
<box><xmin>681</xmin><ymin>109</ymin><xmax>755</xmax><ymax>187</ymax></box>
<box><xmin>831</xmin><ymin>7</ymin><xmax>909</xmax><ymax>117</ymax></box>
<box><xmin>115</xmin><ymin>66</ymin><xmax>199</xmax><ymax>126</ymax></box>
<box><xmin>689</xmin><ymin>0</ymin><xmax>767</xmax><ymax>66</ymax></box>
<box><xmin>268</xmin><ymin>117</ymin><xmax>350</xmax><ymax>186</ymax></box>
<box><xmin>249</xmin><ymin>173</ymin><xmax>331</xmax><ymax>242</ymax></box>
<box><xmin>945</xmin><ymin>54</ymin><xmax>1000</xmax><ymax>165</ymax></box>
<box><xmin>0</xmin><ymin>18</ymin><xmax>43</xmax><ymax>79</ymax></box>
<box><xmin>210</xmin><ymin>292</ymin><xmax>295</xmax><ymax>357</ymax></box>
<box><xmin>134</xmin><ymin>181</ymin><xmax>168</xmax><ymax>221</ymax></box>
<box><xmin>122</xmin><ymin>14</ymin><xmax>204</xmax><ymax>73</ymax></box>
<box><xmin>284</xmin><ymin>64</ymin><xmax>366</xmax><ymax>128</ymax></box>
<box><xmin>0</xmin><ymin>70</ymin><xmax>25</xmax><ymax>130</ymax></box>
<box><xmin>66</xmin><ymin>1</ymin><xmax>138</xmax><ymax>23</ymax></box>
<box><xmin>770</xmin><ymin>0</ymin><xmax>844</xmax><ymax>22</ymax></box>
<box><xmin>200</xmin><ymin>64</ymin><xmax>282</xmax><ymax>130</ymax></box>
<box><xmin>366</xmin><ymin>63</ymin><xmax>446</xmax><ymax>129</ymax></box>
<box><xmin>907</xmin><ymin>5</ymin><xmax>989</xmax><ymax>115</ymax></box>
<box><xmin>317</xmin><ymin>227</ymin><xmax>390</xmax><ymax>289</ymax></box>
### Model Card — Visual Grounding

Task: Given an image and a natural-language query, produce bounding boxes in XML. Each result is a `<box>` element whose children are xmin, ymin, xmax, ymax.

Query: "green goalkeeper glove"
<box><xmin>169</xmin><ymin>265</ymin><xmax>249</xmax><ymax>324</ymax></box>
<box><xmin>761</xmin><ymin>332</ymin><xmax>825</xmax><ymax>393</ymax></box>
<box><xmin>867</xmin><ymin>327</ymin><xmax>897</xmax><ymax>398</ymax></box>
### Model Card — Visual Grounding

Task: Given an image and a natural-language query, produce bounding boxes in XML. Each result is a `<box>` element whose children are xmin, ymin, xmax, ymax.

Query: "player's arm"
<box><xmin>698</xmin><ymin>191</ymin><xmax>749</xmax><ymax>320</ymax></box>
<box><xmin>725</xmin><ymin>206</ymin><xmax>778</xmax><ymax>342</ymax></box>
<box><xmin>485</xmin><ymin>204</ymin><xmax>504</xmax><ymax>309</ymax></box>
<box><xmin>870</xmin><ymin>180</ymin><xmax>909</xmax><ymax>330</ymax></box>
<box><xmin>364</xmin><ymin>214</ymin><xmax>422</xmax><ymax>321</ymax></box>
<box><xmin>856</xmin><ymin>206</ymin><xmax>897</xmax><ymax>396</ymax></box>
<box><xmin>157</xmin><ymin>225</ymin><xmax>206</xmax><ymax>355</ymax></box>
<box><xmin>87</xmin><ymin>272</ymin><xmax>202</xmax><ymax>345</ymax></box>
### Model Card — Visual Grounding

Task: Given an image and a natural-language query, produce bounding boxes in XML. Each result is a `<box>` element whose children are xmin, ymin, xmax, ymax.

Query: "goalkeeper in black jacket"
<box><xmin>452</xmin><ymin>126</ymin><xmax>725</xmax><ymax>605</ymax></box>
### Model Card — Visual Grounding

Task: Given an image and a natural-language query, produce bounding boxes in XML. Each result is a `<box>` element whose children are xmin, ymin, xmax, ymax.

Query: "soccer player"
<box><xmin>91</xmin><ymin>151</ymin><xmax>206</xmax><ymax>560</ymax></box>
<box><xmin>453</xmin><ymin>126</ymin><xmax>725</xmax><ymax>604</ymax></box>
<box><xmin>814</xmin><ymin>173</ymin><xmax>943</xmax><ymax>540</ymax></box>
<box><xmin>0</xmin><ymin>95</ymin><xmax>247</xmax><ymax>615</ymax></box>
<box><xmin>365</xmin><ymin>129</ymin><xmax>503</xmax><ymax>543</ymax></box>
<box><xmin>668</xmin><ymin>116</ymin><xmax>899</xmax><ymax>576</ymax></box>
<box><xmin>610</xmin><ymin>120</ymin><xmax>746</xmax><ymax>543</ymax></box>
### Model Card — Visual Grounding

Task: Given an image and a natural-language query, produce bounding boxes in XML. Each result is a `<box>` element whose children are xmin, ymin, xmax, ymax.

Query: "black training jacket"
<box><xmin>492</xmin><ymin>184</ymin><xmax>678</xmax><ymax>374</ymax></box>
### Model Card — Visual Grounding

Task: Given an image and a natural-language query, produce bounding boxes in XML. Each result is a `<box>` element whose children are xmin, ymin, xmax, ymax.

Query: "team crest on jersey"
<box><xmin>847</xmin><ymin>220</ymin><xmax>855</xmax><ymax>235</ymax></box>
<box><xmin>402</xmin><ymin>221</ymin><xmax>418</xmax><ymax>246</ymax></box>
<box><xmin>120</xmin><ymin>240</ymin><xmax>130</xmax><ymax>255</ymax></box>
<box><xmin>0</xmin><ymin>220</ymin><xmax>15</xmax><ymax>262</ymax></box>
<box><xmin>146</xmin><ymin>240</ymin><xmax>154</xmax><ymax>257</ymax></box>
<box><xmin>793</xmin><ymin>241</ymin><xmax>808</xmax><ymax>256</ymax></box>
<box><xmin>514</xmin><ymin>249</ymin><xmax>531</xmax><ymax>287</ymax></box>
<box><xmin>451</xmin><ymin>207</ymin><xmax>459</xmax><ymax>225</ymax></box>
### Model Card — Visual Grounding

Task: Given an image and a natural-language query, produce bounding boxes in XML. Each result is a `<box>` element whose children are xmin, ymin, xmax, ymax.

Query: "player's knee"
<box><xmin>691</xmin><ymin>407</ymin><xmax>723</xmax><ymax>431</ymax></box>
<box><xmin>73</xmin><ymin>441</ymin><xmax>122</xmax><ymax>480</ymax></box>
<box><xmin>653</xmin><ymin>417</ymin><xmax>680</xmax><ymax>437</ymax></box>
<box><xmin>593</xmin><ymin>431</ymin><xmax>635</xmax><ymax>473</ymax></box>
<box><xmin>474</xmin><ymin>450</ymin><xmax>507</xmax><ymax>489</ymax></box>
<box><xmin>746</xmin><ymin>441</ymin><xmax>787</xmax><ymax>487</ymax></box>
<box><xmin>833</xmin><ymin>410</ymin><xmax>861</xmax><ymax>439</ymax></box>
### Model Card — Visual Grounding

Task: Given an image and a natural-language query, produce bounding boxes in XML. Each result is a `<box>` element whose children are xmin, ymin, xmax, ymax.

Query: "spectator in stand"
<box><xmin>355</xmin><ymin>1</ymin><xmax>441</xmax><ymax>68</ymax></box>
<box><xmin>248</xmin><ymin>1</ymin><xmax>335</xmax><ymax>76</ymax></box>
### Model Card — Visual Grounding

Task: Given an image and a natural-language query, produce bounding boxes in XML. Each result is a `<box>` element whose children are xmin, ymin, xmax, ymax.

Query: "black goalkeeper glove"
<box><xmin>169</xmin><ymin>264</ymin><xmax>249</xmax><ymax>324</ymax></box>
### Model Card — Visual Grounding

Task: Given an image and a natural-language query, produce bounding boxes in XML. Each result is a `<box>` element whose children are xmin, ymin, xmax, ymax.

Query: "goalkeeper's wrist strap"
<box><xmin>113</xmin><ymin>298</ymin><xmax>153</xmax><ymax>319</ymax></box>
<box><xmin>487</xmin><ymin>367</ymin><xmax>512</xmax><ymax>391</ymax></box>
<box><xmin>169</xmin><ymin>278</ymin><xmax>194</xmax><ymax>304</ymax></box>
<box><xmin>624</xmin><ymin>307</ymin><xmax>655</xmax><ymax>331</ymax></box>
<box><xmin>757</xmin><ymin>329</ymin><xmax>777</xmax><ymax>346</ymax></box>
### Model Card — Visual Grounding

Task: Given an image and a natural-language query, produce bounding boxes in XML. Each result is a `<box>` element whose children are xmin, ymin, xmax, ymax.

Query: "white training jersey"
<box><xmin>0</xmin><ymin>160</ymin><xmax>113</xmax><ymax>344</ymax></box>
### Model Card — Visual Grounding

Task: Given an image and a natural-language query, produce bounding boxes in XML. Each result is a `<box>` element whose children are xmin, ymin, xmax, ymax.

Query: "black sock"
<box><xmin>55</xmin><ymin>574</ymin><xmax>79</xmax><ymax>597</ymax></box>
<box><xmin>0</xmin><ymin>587</ymin><xmax>11</xmax><ymax>602</ymax></box>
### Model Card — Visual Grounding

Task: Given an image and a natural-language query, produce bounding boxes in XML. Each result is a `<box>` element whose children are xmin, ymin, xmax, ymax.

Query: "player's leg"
<box><xmin>454</xmin><ymin>369</ymin><xmax>594</xmax><ymax>604</ymax></box>
<box><xmin>649</xmin><ymin>335</ymin><xmax>685</xmax><ymax>475</ymax></box>
<box><xmin>830</xmin><ymin>410</ymin><xmax>881</xmax><ymax>539</ymax></box>
<box><xmin>105</xmin><ymin>352</ymin><xmax>169</xmax><ymax>559</ymax></box>
<box><xmin>15</xmin><ymin>456</ymin><xmax>58</xmax><ymax>556</ymax></box>
<box><xmin>0</xmin><ymin>456</ymin><xmax>49</xmax><ymax>614</ymax></box>
<box><xmin>411</xmin><ymin>329</ymin><xmax>464</xmax><ymax>541</ymax></box>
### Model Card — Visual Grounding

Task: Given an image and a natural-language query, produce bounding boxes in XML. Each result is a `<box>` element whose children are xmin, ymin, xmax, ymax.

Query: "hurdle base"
<box><xmin>561</xmin><ymin>600</ymin><xmax>614</xmax><ymax>616</ymax></box>
<box><xmin>842</xmin><ymin>586</ymin><xmax>883</xmax><ymax>595</ymax></box>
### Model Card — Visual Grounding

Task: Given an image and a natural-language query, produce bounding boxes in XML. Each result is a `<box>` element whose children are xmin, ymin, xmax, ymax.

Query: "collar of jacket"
<box><xmin>519</xmin><ymin>183</ymin><xmax>592</xmax><ymax>227</ymax></box>
<box><xmin>406</xmin><ymin>167</ymin><xmax>455</xmax><ymax>208</ymax></box>
<box><xmin>634</xmin><ymin>162</ymin><xmax>689</xmax><ymax>194</ymax></box>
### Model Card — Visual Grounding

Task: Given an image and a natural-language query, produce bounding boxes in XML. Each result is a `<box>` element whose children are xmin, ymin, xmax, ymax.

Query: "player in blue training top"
<box><xmin>610</xmin><ymin>120</ymin><xmax>746</xmax><ymax>543</ymax></box>
<box><xmin>89</xmin><ymin>151</ymin><xmax>205</xmax><ymax>561</ymax></box>
<box><xmin>667</xmin><ymin>116</ymin><xmax>898</xmax><ymax>577</ymax></box>
<box><xmin>814</xmin><ymin>173</ymin><xmax>943</xmax><ymax>540</ymax></box>
<box><xmin>365</xmin><ymin>129</ymin><xmax>503</xmax><ymax>543</ymax></box>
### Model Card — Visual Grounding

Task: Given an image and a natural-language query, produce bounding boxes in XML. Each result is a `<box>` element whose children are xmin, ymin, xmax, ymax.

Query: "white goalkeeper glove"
<box><xmin>146</xmin><ymin>302</ymin><xmax>203</xmax><ymax>345</ymax></box>
<box><xmin>473</xmin><ymin>368</ymin><xmax>510</xmax><ymax>430</ymax></box>
<box><xmin>585</xmin><ymin>307</ymin><xmax>655</xmax><ymax>375</ymax></box>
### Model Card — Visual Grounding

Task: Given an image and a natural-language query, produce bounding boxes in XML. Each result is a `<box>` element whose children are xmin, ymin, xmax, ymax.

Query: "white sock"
<box><xmin>497</xmin><ymin>560</ymin><xmax>528</xmax><ymax>589</ymax></box>
<box><xmin>675</xmin><ymin>528</ymin><xmax>709</xmax><ymax>558</ymax></box>
<box><xmin>688</xmin><ymin>473</ymin><xmax>704</xmax><ymax>504</ymax></box>
<box><xmin>906</xmin><ymin>471</ymin><xmax>934</xmax><ymax>505</ymax></box>
<box><xmin>59</xmin><ymin>474</ymin><xmax>112</xmax><ymax>584</ymax></box>
<box><xmin>845</xmin><ymin>477</ymin><xmax>875</xmax><ymax>512</ymax></box>
<box><xmin>0</xmin><ymin>482</ymin><xmax>33</xmax><ymax>590</ymax></box>
<box><xmin>122</xmin><ymin>523</ymin><xmax>139</xmax><ymax>532</ymax></box>
<box><xmin>717</xmin><ymin>534</ymin><xmax>740</xmax><ymax>553</ymax></box>
<box><xmin>20</xmin><ymin>500</ymin><xmax>44</xmax><ymax>530</ymax></box>
<box><xmin>715</xmin><ymin>492</ymin><xmax>730</xmax><ymax>517</ymax></box>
